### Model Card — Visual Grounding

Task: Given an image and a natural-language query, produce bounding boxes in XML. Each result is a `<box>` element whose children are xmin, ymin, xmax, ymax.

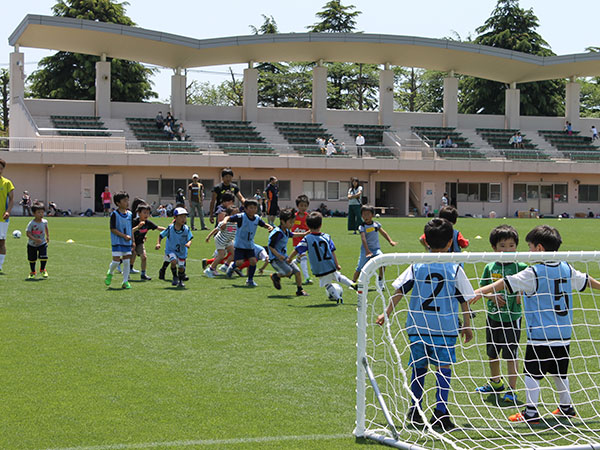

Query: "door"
<box><xmin>81</xmin><ymin>174</ymin><xmax>94</xmax><ymax>213</ymax></box>
<box><xmin>95</xmin><ymin>174</ymin><xmax>109</xmax><ymax>212</ymax></box>
<box><xmin>539</xmin><ymin>185</ymin><xmax>553</xmax><ymax>216</ymax></box>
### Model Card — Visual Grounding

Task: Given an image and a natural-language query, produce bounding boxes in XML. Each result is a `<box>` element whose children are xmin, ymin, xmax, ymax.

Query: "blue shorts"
<box><xmin>234</xmin><ymin>247</ymin><xmax>256</xmax><ymax>261</ymax></box>
<box><xmin>356</xmin><ymin>248</ymin><xmax>382</xmax><ymax>272</ymax></box>
<box><xmin>408</xmin><ymin>335</ymin><xmax>457</xmax><ymax>369</ymax></box>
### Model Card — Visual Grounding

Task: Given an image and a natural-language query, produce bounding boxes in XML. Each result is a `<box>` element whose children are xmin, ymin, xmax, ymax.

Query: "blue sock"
<box><xmin>410</xmin><ymin>366</ymin><xmax>427</xmax><ymax>407</ymax></box>
<box><xmin>435</xmin><ymin>368</ymin><xmax>452</xmax><ymax>414</ymax></box>
<box><xmin>247</xmin><ymin>264</ymin><xmax>256</xmax><ymax>281</ymax></box>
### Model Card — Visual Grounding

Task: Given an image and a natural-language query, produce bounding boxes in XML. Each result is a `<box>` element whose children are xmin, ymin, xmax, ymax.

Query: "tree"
<box><xmin>459</xmin><ymin>0</ymin><xmax>564</xmax><ymax>116</ymax></box>
<box><xmin>393</xmin><ymin>67</ymin><xmax>445</xmax><ymax>112</ymax></box>
<box><xmin>307</xmin><ymin>0</ymin><xmax>360</xmax><ymax>33</ymax></box>
<box><xmin>250</xmin><ymin>14</ymin><xmax>278</xmax><ymax>35</ymax></box>
<box><xmin>580</xmin><ymin>47</ymin><xmax>600</xmax><ymax>118</ymax></box>
<box><xmin>28</xmin><ymin>0</ymin><xmax>157</xmax><ymax>102</ymax></box>
<box><xmin>0</xmin><ymin>69</ymin><xmax>9</xmax><ymax>131</ymax></box>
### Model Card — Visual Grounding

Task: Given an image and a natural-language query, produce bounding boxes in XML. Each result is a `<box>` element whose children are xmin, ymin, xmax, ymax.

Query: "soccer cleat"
<box><xmin>246</xmin><ymin>279</ymin><xmax>258</xmax><ymax>288</ymax></box>
<box><xmin>225</xmin><ymin>267</ymin><xmax>234</xmax><ymax>278</ymax></box>
<box><xmin>204</xmin><ymin>267</ymin><xmax>217</xmax><ymax>278</ymax></box>
<box><xmin>552</xmin><ymin>406</ymin><xmax>577</xmax><ymax>418</ymax></box>
<box><xmin>475</xmin><ymin>382</ymin><xmax>504</xmax><ymax>394</ymax></box>
<box><xmin>177</xmin><ymin>279</ymin><xmax>185</xmax><ymax>288</ymax></box>
<box><xmin>105</xmin><ymin>271</ymin><xmax>113</xmax><ymax>286</ymax></box>
<box><xmin>234</xmin><ymin>267</ymin><xmax>244</xmax><ymax>277</ymax></box>
<box><xmin>28</xmin><ymin>272</ymin><xmax>36</xmax><ymax>280</ymax></box>
<box><xmin>337</xmin><ymin>297</ymin><xmax>343</xmax><ymax>305</ymax></box>
<box><xmin>158</xmin><ymin>268</ymin><xmax>166</xmax><ymax>280</ymax></box>
<box><xmin>202</xmin><ymin>259</ymin><xmax>208</xmax><ymax>270</ymax></box>
<box><xmin>430</xmin><ymin>408</ymin><xmax>455</xmax><ymax>431</ymax></box>
<box><xmin>218</xmin><ymin>264</ymin><xmax>228</xmax><ymax>273</ymax></box>
<box><xmin>406</xmin><ymin>407</ymin><xmax>425</xmax><ymax>426</ymax></box>
<box><xmin>130</xmin><ymin>268</ymin><xmax>140</xmax><ymax>274</ymax></box>
<box><xmin>296</xmin><ymin>289</ymin><xmax>309</xmax><ymax>297</ymax></box>
<box><xmin>141</xmin><ymin>274</ymin><xmax>152</xmax><ymax>281</ymax></box>
<box><xmin>41</xmin><ymin>270</ymin><xmax>49</xmax><ymax>279</ymax></box>
<box><xmin>172</xmin><ymin>276</ymin><xmax>179</xmax><ymax>286</ymax></box>
<box><xmin>350</xmin><ymin>282</ymin><xmax>358</xmax><ymax>291</ymax></box>
<box><xmin>508</xmin><ymin>409</ymin><xmax>540</xmax><ymax>424</ymax></box>
<box><xmin>270</xmin><ymin>273</ymin><xmax>281</xmax><ymax>290</ymax></box>
<box><xmin>502</xmin><ymin>391</ymin><xmax>518</xmax><ymax>403</ymax></box>
<box><xmin>182</xmin><ymin>273</ymin><xmax>189</xmax><ymax>281</ymax></box>
<box><xmin>121</xmin><ymin>281</ymin><xmax>131</xmax><ymax>290</ymax></box>
<box><xmin>303</xmin><ymin>278</ymin><xmax>314</xmax><ymax>285</ymax></box>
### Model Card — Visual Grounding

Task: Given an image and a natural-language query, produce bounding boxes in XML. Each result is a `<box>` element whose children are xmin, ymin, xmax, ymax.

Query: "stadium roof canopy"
<box><xmin>9</xmin><ymin>14</ymin><xmax>600</xmax><ymax>84</ymax></box>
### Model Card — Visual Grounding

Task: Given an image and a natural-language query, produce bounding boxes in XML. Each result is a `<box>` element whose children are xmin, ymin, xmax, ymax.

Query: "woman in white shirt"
<box><xmin>347</xmin><ymin>177</ymin><xmax>363</xmax><ymax>233</ymax></box>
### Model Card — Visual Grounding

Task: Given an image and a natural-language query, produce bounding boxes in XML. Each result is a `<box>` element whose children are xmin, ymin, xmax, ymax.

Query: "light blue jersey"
<box><xmin>449</xmin><ymin>229</ymin><xmax>461</xmax><ymax>253</ymax></box>
<box><xmin>231</xmin><ymin>213</ymin><xmax>265</xmax><ymax>249</ymax></box>
<box><xmin>160</xmin><ymin>223</ymin><xmax>193</xmax><ymax>260</ymax></box>
<box><xmin>295</xmin><ymin>232</ymin><xmax>337</xmax><ymax>277</ymax></box>
<box><xmin>358</xmin><ymin>221</ymin><xmax>381</xmax><ymax>253</ymax></box>
<box><xmin>392</xmin><ymin>262</ymin><xmax>475</xmax><ymax>338</ymax></box>
<box><xmin>268</xmin><ymin>226</ymin><xmax>292</xmax><ymax>260</ymax></box>
<box><xmin>110</xmin><ymin>210</ymin><xmax>133</xmax><ymax>252</ymax></box>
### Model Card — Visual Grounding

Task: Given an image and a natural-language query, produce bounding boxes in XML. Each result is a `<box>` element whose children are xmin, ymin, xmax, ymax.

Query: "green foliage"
<box><xmin>393</xmin><ymin>67</ymin><xmax>445</xmax><ymax>112</ymax></box>
<box><xmin>27</xmin><ymin>0</ymin><xmax>157</xmax><ymax>102</ymax></box>
<box><xmin>0</xmin><ymin>68</ymin><xmax>9</xmax><ymax>131</ymax></box>
<box><xmin>250</xmin><ymin>14</ymin><xmax>278</xmax><ymax>35</ymax></box>
<box><xmin>186</xmin><ymin>69</ymin><xmax>243</xmax><ymax>107</ymax></box>
<box><xmin>307</xmin><ymin>0</ymin><xmax>360</xmax><ymax>33</ymax></box>
<box><xmin>580</xmin><ymin>48</ymin><xmax>600</xmax><ymax>118</ymax></box>
<box><xmin>459</xmin><ymin>0</ymin><xmax>564</xmax><ymax>116</ymax></box>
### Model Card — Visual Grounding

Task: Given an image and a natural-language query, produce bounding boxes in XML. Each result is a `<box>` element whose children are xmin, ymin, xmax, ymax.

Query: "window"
<box><xmin>490</xmin><ymin>183</ymin><xmax>501</xmax><ymax>202</ymax></box>
<box><xmin>327</xmin><ymin>181</ymin><xmax>340</xmax><ymax>200</ymax></box>
<box><xmin>279</xmin><ymin>180</ymin><xmax>291</xmax><ymax>200</ymax></box>
<box><xmin>241</xmin><ymin>179</ymin><xmax>266</xmax><ymax>199</ymax></box>
<box><xmin>147</xmin><ymin>179</ymin><xmax>159</xmax><ymax>196</ymax></box>
<box><xmin>513</xmin><ymin>183</ymin><xmax>527</xmax><ymax>202</ymax></box>
<box><xmin>456</xmin><ymin>183</ymin><xmax>500</xmax><ymax>202</ymax></box>
<box><xmin>159</xmin><ymin>179</ymin><xmax>188</xmax><ymax>198</ymax></box>
<box><xmin>553</xmin><ymin>184</ymin><xmax>568</xmax><ymax>203</ymax></box>
<box><xmin>579</xmin><ymin>185</ymin><xmax>599</xmax><ymax>202</ymax></box>
<box><xmin>303</xmin><ymin>181</ymin><xmax>326</xmax><ymax>200</ymax></box>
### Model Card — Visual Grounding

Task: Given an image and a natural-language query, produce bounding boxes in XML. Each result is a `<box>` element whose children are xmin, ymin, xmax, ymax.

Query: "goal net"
<box><xmin>355</xmin><ymin>251</ymin><xmax>600</xmax><ymax>450</ymax></box>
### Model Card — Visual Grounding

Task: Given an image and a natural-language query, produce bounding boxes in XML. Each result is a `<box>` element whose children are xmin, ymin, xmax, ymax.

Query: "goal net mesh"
<box><xmin>355</xmin><ymin>251</ymin><xmax>600</xmax><ymax>450</ymax></box>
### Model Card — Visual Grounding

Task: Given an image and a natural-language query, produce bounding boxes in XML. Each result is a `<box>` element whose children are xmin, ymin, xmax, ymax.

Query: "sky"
<box><xmin>1</xmin><ymin>0</ymin><xmax>598</xmax><ymax>101</ymax></box>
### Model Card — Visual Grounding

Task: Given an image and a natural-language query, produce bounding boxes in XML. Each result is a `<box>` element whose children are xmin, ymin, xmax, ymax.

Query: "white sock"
<box><xmin>109</xmin><ymin>261</ymin><xmax>120</xmax><ymax>274</ymax></box>
<box><xmin>122</xmin><ymin>260</ymin><xmax>131</xmax><ymax>282</ymax></box>
<box><xmin>0</xmin><ymin>254</ymin><xmax>5</xmax><ymax>269</ymax></box>
<box><xmin>300</xmin><ymin>256</ymin><xmax>309</xmax><ymax>279</ymax></box>
<box><xmin>525</xmin><ymin>376</ymin><xmax>541</xmax><ymax>409</ymax></box>
<box><xmin>552</xmin><ymin>375</ymin><xmax>572</xmax><ymax>406</ymax></box>
<box><xmin>337</xmin><ymin>273</ymin><xmax>354</xmax><ymax>287</ymax></box>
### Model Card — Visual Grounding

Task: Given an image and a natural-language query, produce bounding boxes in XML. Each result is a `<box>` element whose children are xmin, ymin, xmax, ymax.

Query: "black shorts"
<box><xmin>486</xmin><ymin>317</ymin><xmax>521</xmax><ymax>360</ymax></box>
<box><xmin>28</xmin><ymin>243</ymin><xmax>48</xmax><ymax>261</ymax></box>
<box><xmin>524</xmin><ymin>344</ymin><xmax>570</xmax><ymax>378</ymax></box>
<box><xmin>234</xmin><ymin>247</ymin><xmax>255</xmax><ymax>261</ymax></box>
<box><xmin>268</xmin><ymin>204</ymin><xmax>279</xmax><ymax>216</ymax></box>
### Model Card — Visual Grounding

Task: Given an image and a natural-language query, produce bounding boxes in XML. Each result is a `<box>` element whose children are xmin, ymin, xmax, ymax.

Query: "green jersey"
<box><xmin>480</xmin><ymin>261</ymin><xmax>528</xmax><ymax>322</ymax></box>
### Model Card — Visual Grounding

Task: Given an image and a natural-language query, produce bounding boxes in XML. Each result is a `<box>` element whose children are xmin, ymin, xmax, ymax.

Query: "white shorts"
<box><xmin>257</xmin><ymin>249</ymin><xmax>268</xmax><ymax>262</ymax></box>
<box><xmin>167</xmin><ymin>253</ymin><xmax>186</xmax><ymax>267</ymax></box>
<box><xmin>112</xmin><ymin>251</ymin><xmax>132</xmax><ymax>258</ymax></box>
<box><xmin>318</xmin><ymin>271</ymin><xmax>344</xmax><ymax>288</ymax></box>
<box><xmin>0</xmin><ymin>222</ymin><xmax>8</xmax><ymax>240</ymax></box>
<box><xmin>215</xmin><ymin>240</ymin><xmax>234</xmax><ymax>251</ymax></box>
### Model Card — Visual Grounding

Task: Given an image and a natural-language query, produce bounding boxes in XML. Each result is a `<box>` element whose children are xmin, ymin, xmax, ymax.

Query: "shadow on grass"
<box><xmin>484</xmin><ymin>393</ymin><xmax>524</xmax><ymax>408</ymax></box>
<box><xmin>268</xmin><ymin>294</ymin><xmax>295</xmax><ymax>299</ymax></box>
<box><xmin>24</xmin><ymin>278</ymin><xmax>45</xmax><ymax>282</ymax></box>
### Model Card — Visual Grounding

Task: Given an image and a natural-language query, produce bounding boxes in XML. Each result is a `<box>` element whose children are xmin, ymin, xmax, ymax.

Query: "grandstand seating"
<box><xmin>274</xmin><ymin>122</ymin><xmax>348</xmax><ymax>157</ymax></box>
<box><xmin>476</xmin><ymin>128</ymin><xmax>549</xmax><ymax>161</ymax></box>
<box><xmin>412</xmin><ymin>126</ymin><xmax>484</xmax><ymax>159</ymax></box>
<box><xmin>126</xmin><ymin>117</ymin><xmax>198</xmax><ymax>152</ymax></box>
<box><xmin>51</xmin><ymin>115</ymin><xmax>111</xmax><ymax>137</ymax></box>
<box><xmin>344</xmin><ymin>124</ymin><xmax>393</xmax><ymax>158</ymax></box>
<box><xmin>539</xmin><ymin>130</ymin><xmax>600</xmax><ymax>161</ymax></box>
<box><xmin>202</xmin><ymin>120</ymin><xmax>275</xmax><ymax>155</ymax></box>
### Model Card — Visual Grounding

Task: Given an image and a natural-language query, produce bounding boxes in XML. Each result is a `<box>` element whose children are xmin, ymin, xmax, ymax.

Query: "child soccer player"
<box><xmin>352</xmin><ymin>205</ymin><xmax>397</xmax><ymax>285</ymax></box>
<box><xmin>204</xmin><ymin>206</ymin><xmax>238</xmax><ymax>278</ymax></box>
<box><xmin>105</xmin><ymin>191</ymin><xmax>140</xmax><ymax>289</ymax></box>
<box><xmin>222</xmin><ymin>199</ymin><xmax>273</xmax><ymax>287</ymax></box>
<box><xmin>474</xmin><ymin>225</ymin><xmax>527</xmax><ymax>403</ymax></box>
<box><xmin>472</xmin><ymin>225</ymin><xmax>600</xmax><ymax>423</ymax></box>
<box><xmin>25</xmin><ymin>202</ymin><xmax>50</xmax><ymax>279</ymax></box>
<box><xmin>287</xmin><ymin>211</ymin><xmax>354</xmax><ymax>304</ymax></box>
<box><xmin>376</xmin><ymin>218</ymin><xmax>474</xmax><ymax>431</ymax></box>
<box><xmin>268</xmin><ymin>208</ymin><xmax>309</xmax><ymax>297</ymax></box>
<box><xmin>131</xmin><ymin>203</ymin><xmax>165</xmax><ymax>281</ymax></box>
<box><xmin>156</xmin><ymin>207</ymin><xmax>193</xmax><ymax>288</ymax></box>
<box><xmin>292</xmin><ymin>194</ymin><xmax>312</xmax><ymax>284</ymax></box>
<box><xmin>419</xmin><ymin>206</ymin><xmax>469</xmax><ymax>252</ymax></box>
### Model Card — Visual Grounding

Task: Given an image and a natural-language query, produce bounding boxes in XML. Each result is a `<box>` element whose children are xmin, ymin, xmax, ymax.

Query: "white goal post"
<box><xmin>355</xmin><ymin>251</ymin><xmax>600</xmax><ymax>450</ymax></box>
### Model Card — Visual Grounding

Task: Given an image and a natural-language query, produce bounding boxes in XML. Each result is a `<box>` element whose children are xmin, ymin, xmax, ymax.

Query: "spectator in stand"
<box><xmin>316</xmin><ymin>137</ymin><xmax>326</xmax><ymax>154</ymax></box>
<box><xmin>592</xmin><ymin>125</ymin><xmax>599</xmax><ymax>141</ymax></box>
<box><xmin>508</xmin><ymin>132</ymin><xmax>518</xmax><ymax>149</ymax></box>
<box><xmin>347</xmin><ymin>177</ymin><xmax>363</xmax><ymax>234</ymax></box>
<box><xmin>163</xmin><ymin>123</ymin><xmax>174</xmax><ymax>140</ymax></box>
<box><xmin>516</xmin><ymin>132</ymin><xmax>524</xmax><ymax>149</ymax></box>
<box><xmin>166</xmin><ymin>112</ymin><xmax>175</xmax><ymax>129</ymax></box>
<box><xmin>188</xmin><ymin>174</ymin><xmax>207</xmax><ymax>231</ymax></box>
<box><xmin>326</xmin><ymin>139</ymin><xmax>337</xmax><ymax>157</ymax></box>
<box><xmin>21</xmin><ymin>191</ymin><xmax>32</xmax><ymax>216</ymax></box>
<box><xmin>444</xmin><ymin>135</ymin><xmax>457</xmax><ymax>148</ymax></box>
<box><xmin>101</xmin><ymin>187</ymin><xmax>112</xmax><ymax>216</ymax></box>
<box><xmin>565</xmin><ymin>121</ymin><xmax>573</xmax><ymax>135</ymax></box>
<box><xmin>339</xmin><ymin>142</ymin><xmax>347</xmax><ymax>155</ymax></box>
<box><xmin>355</xmin><ymin>133</ymin><xmax>365</xmax><ymax>157</ymax></box>
<box><xmin>177</xmin><ymin>123</ymin><xmax>186</xmax><ymax>141</ymax></box>
<box><xmin>155</xmin><ymin>111</ymin><xmax>164</xmax><ymax>130</ymax></box>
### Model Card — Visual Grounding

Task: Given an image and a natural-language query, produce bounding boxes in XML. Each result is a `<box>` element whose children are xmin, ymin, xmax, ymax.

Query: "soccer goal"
<box><xmin>355</xmin><ymin>251</ymin><xmax>600</xmax><ymax>450</ymax></box>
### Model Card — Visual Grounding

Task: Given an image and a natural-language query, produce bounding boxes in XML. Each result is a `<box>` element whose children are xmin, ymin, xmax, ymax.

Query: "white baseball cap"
<box><xmin>173</xmin><ymin>207</ymin><xmax>188</xmax><ymax>216</ymax></box>
<box><xmin>192</xmin><ymin>173</ymin><xmax>199</xmax><ymax>178</ymax></box>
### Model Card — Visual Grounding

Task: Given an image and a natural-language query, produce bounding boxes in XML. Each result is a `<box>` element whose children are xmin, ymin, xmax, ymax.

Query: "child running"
<box><xmin>131</xmin><ymin>203</ymin><xmax>165</xmax><ymax>281</ymax></box>
<box><xmin>25</xmin><ymin>202</ymin><xmax>50</xmax><ymax>279</ymax></box>
<box><xmin>204</xmin><ymin>206</ymin><xmax>238</xmax><ymax>278</ymax></box>
<box><xmin>222</xmin><ymin>199</ymin><xmax>273</xmax><ymax>287</ymax></box>
<box><xmin>472</xmin><ymin>225</ymin><xmax>600</xmax><ymax>423</ymax></box>
<box><xmin>475</xmin><ymin>225</ymin><xmax>527</xmax><ymax>403</ymax></box>
<box><xmin>292</xmin><ymin>194</ymin><xmax>312</xmax><ymax>285</ymax></box>
<box><xmin>287</xmin><ymin>211</ymin><xmax>354</xmax><ymax>304</ymax></box>
<box><xmin>156</xmin><ymin>207</ymin><xmax>193</xmax><ymax>288</ymax></box>
<box><xmin>268</xmin><ymin>208</ymin><xmax>309</xmax><ymax>297</ymax></box>
<box><xmin>377</xmin><ymin>218</ymin><xmax>475</xmax><ymax>431</ymax></box>
<box><xmin>419</xmin><ymin>206</ymin><xmax>469</xmax><ymax>252</ymax></box>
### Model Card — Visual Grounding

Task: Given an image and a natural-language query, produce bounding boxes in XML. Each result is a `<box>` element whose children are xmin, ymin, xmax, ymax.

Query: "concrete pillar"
<box><xmin>242</xmin><ymin>67</ymin><xmax>258</xmax><ymax>122</ymax></box>
<box><xmin>443</xmin><ymin>75</ymin><xmax>458</xmax><ymax>128</ymax></box>
<box><xmin>95</xmin><ymin>59</ymin><xmax>111</xmax><ymax>118</ymax></box>
<box><xmin>565</xmin><ymin>79</ymin><xmax>581</xmax><ymax>131</ymax></box>
<box><xmin>170</xmin><ymin>69</ymin><xmax>187</xmax><ymax>121</ymax></box>
<box><xmin>504</xmin><ymin>84</ymin><xmax>520</xmax><ymax>130</ymax></box>
<box><xmin>9</xmin><ymin>51</ymin><xmax>25</xmax><ymax>105</ymax></box>
<box><xmin>378</xmin><ymin>65</ymin><xmax>394</xmax><ymax>126</ymax></box>
<box><xmin>312</xmin><ymin>64</ymin><xmax>328</xmax><ymax>124</ymax></box>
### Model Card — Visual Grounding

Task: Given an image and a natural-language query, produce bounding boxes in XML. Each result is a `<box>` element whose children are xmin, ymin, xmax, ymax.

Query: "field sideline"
<box><xmin>2</xmin><ymin>216</ymin><xmax>599</xmax><ymax>450</ymax></box>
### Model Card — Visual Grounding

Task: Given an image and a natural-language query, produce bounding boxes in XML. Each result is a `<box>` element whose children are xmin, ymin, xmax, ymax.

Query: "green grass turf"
<box><xmin>2</xmin><ymin>216</ymin><xmax>600</xmax><ymax>450</ymax></box>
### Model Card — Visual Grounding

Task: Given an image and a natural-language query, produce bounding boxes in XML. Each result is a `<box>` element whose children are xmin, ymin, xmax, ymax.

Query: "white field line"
<box><xmin>39</xmin><ymin>433</ymin><xmax>349</xmax><ymax>450</ymax></box>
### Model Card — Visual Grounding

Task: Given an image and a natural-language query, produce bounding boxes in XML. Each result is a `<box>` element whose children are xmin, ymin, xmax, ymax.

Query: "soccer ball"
<box><xmin>12</xmin><ymin>230</ymin><xmax>22</xmax><ymax>239</ymax></box>
<box><xmin>326</xmin><ymin>283</ymin><xmax>343</xmax><ymax>303</ymax></box>
<box><xmin>375</xmin><ymin>213</ymin><xmax>380</xmax><ymax>218</ymax></box>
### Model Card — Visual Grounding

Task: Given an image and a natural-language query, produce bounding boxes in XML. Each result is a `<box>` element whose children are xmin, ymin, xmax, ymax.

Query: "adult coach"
<box><xmin>208</xmin><ymin>168</ymin><xmax>245</xmax><ymax>224</ymax></box>
<box><xmin>347</xmin><ymin>177</ymin><xmax>363</xmax><ymax>234</ymax></box>
<box><xmin>265</xmin><ymin>176</ymin><xmax>280</xmax><ymax>225</ymax></box>
<box><xmin>0</xmin><ymin>159</ymin><xmax>15</xmax><ymax>273</ymax></box>
<box><xmin>188</xmin><ymin>174</ymin><xmax>207</xmax><ymax>230</ymax></box>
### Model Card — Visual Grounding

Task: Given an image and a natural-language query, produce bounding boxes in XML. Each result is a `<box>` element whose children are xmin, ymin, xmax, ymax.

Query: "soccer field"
<box><xmin>2</xmin><ymin>216</ymin><xmax>600</xmax><ymax>450</ymax></box>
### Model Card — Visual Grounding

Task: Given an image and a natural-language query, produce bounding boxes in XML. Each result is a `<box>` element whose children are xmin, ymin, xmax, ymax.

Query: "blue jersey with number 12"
<box><xmin>295</xmin><ymin>232</ymin><xmax>337</xmax><ymax>277</ymax></box>
<box><xmin>160</xmin><ymin>224</ymin><xmax>193</xmax><ymax>259</ymax></box>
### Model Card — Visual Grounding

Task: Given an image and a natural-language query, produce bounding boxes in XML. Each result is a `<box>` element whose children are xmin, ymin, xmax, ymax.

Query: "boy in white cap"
<box><xmin>156</xmin><ymin>207</ymin><xmax>194</xmax><ymax>288</ymax></box>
